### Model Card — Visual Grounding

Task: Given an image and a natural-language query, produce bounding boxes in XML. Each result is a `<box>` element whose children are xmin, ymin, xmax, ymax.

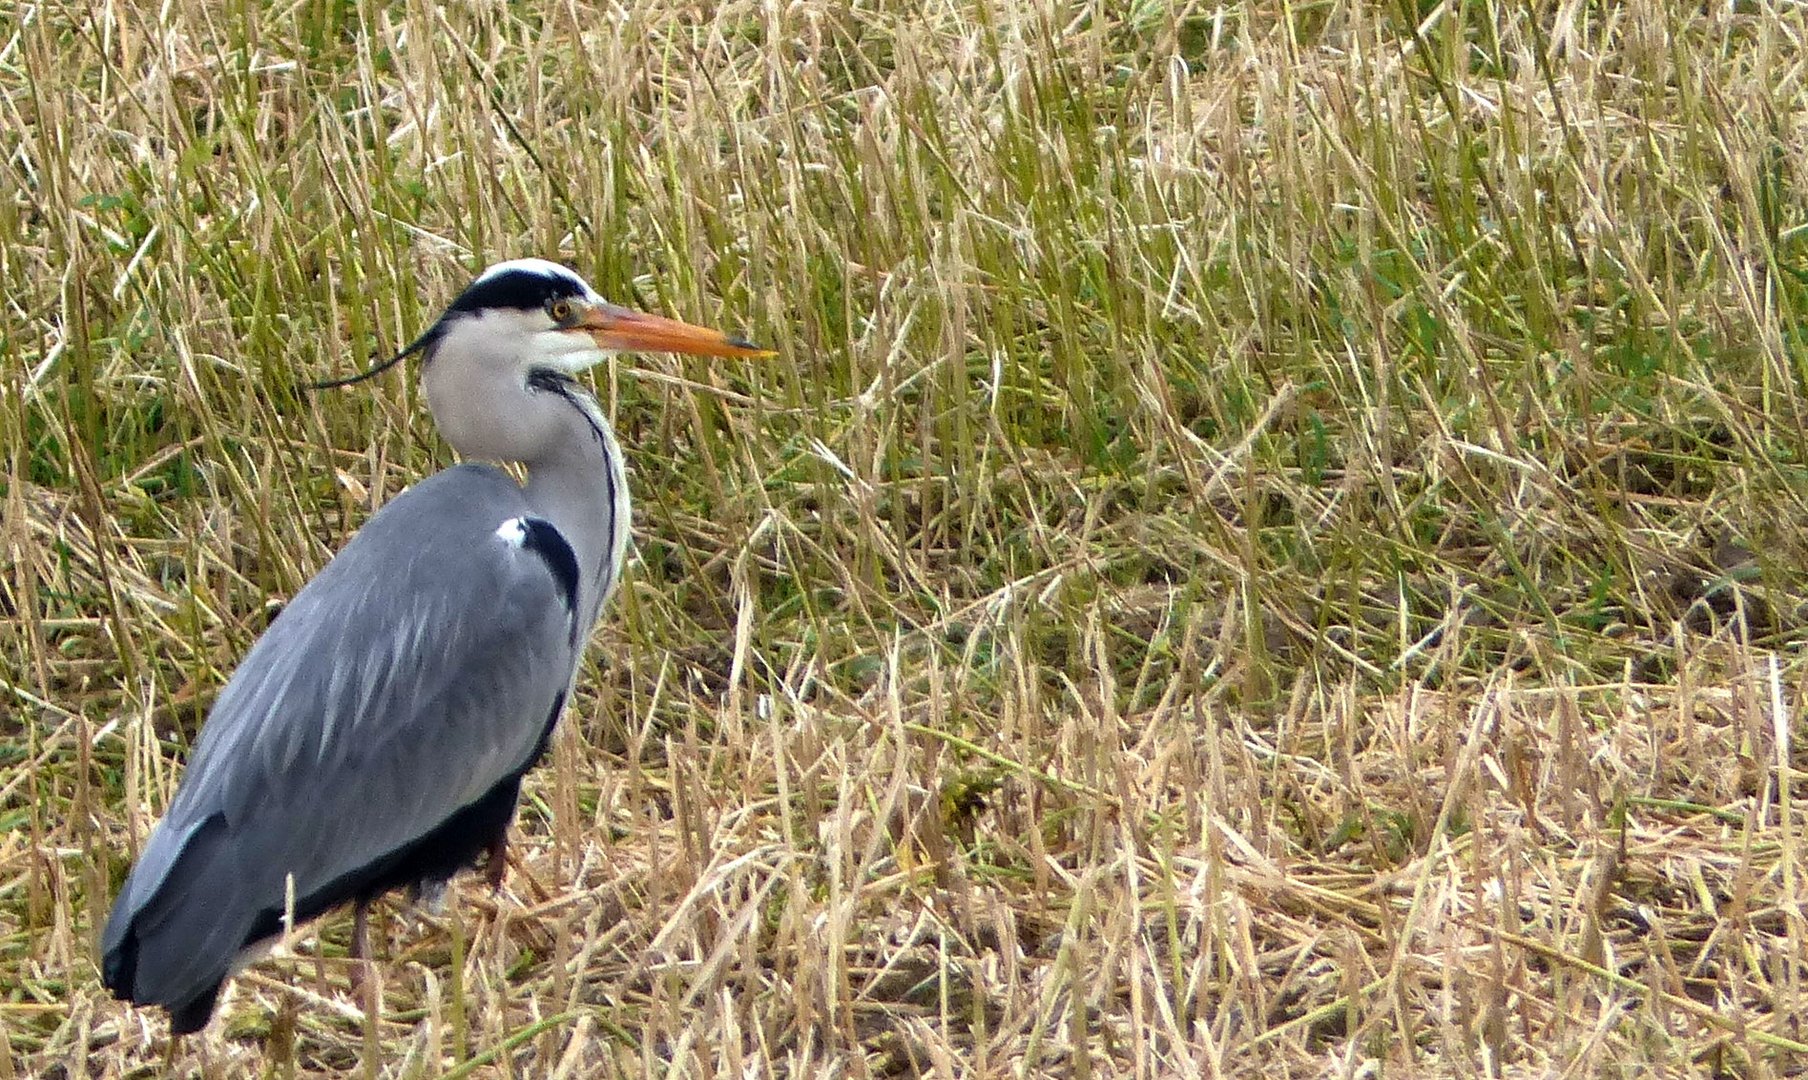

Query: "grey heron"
<box><xmin>100</xmin><ymin>258</ymin><xmax>771</xmax><ymax>1033</ymax></box>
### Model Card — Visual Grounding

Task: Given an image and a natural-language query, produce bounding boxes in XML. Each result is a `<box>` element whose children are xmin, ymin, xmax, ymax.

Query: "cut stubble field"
<box><xmin>5</xmin><ymin>1</ymin><xmax>1808</xmax><ymax>1076</ymax></box>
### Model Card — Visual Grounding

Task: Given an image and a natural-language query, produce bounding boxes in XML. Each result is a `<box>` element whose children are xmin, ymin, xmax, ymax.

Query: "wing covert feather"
<box><xmin>117</xmin><ymin>465</ymin><xmax>582</xmax><ymax>925</ymax></box>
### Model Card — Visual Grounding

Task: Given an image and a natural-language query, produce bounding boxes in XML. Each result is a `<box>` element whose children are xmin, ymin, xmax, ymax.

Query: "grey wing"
<box><xmin>103</xmin><ymin>464</ymin><xmax>581</xmax><ymax>1007</ymax></box>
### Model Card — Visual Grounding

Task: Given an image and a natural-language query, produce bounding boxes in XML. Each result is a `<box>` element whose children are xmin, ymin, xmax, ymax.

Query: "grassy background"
<box><xmin>6</xmin><ymin>0</ymin><xmax>1808</xmax><ymax>1075</ymax></box>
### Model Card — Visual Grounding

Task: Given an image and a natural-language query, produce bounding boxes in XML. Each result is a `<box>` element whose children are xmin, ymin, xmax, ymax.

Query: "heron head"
<box><xmin>435</xmin><ymin>259</ymin><xmax>773</xmax><ymax>374</ymax></box>
<box><xmin>305</xmin><ymin>258</ymin><xmax>772</xmax><ymax>391</ymax></box>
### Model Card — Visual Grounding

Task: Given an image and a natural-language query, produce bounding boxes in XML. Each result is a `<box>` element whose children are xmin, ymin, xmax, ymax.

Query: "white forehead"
<box><xmin>474</xmin><ymin>258</ymin><xmax>601</xmax><ymax>300</ymax></box>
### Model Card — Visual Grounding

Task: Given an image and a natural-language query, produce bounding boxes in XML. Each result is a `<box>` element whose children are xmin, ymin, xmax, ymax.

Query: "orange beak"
<box><xmin>574</xmin><ymin>302</ymin><xmax>775</xmax><ymax>358</ymax></box>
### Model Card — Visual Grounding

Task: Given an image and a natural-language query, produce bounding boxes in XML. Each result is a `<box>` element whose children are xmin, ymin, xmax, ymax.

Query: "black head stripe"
<box><xmin>446</xmin><ymin>266</ymin><xmax>588</xmax><ymax>316</ymax></box>
<box><xmin>307</xmin><ymin>263</ymin><xmax>591</xmax><ymax>389</ymax></box>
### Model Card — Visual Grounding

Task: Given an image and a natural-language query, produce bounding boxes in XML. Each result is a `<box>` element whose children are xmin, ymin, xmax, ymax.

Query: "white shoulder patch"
<box><xmin>495</xmin><ymin>517</ymin><xmax>528</xmax><ymax>547</ymax></box>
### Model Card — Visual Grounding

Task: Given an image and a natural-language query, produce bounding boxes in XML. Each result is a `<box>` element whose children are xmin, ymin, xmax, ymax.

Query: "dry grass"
<box><xmin>6</xmin><ymin>0</ymin><xmax>1808</xmax><ymax>1075</ymax></box>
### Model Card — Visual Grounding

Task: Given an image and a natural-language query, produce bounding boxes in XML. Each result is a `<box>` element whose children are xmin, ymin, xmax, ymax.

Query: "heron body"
<box><xmin>101</xmin><ymin>259</ymin><xmax>768</xmax><ymax>1033</ymax></box>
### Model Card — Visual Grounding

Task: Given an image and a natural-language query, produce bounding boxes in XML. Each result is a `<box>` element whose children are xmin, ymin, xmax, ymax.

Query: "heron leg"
<box><xmin>484</xmin><ymin>829</ymin><xmax>508</xmax><ymax>889</ymax></box>
<box><xmin>484</xmin><ymin>831</ymin><xmax>508</xmax><ymax>889</ymax></box>
<box><xmin>348</xmin><ymin>900</ymin><xmax>373</xmax><ymax>992</ymax></box>
<box><xmin>353</xmin><ymin>901</ymin><xmax>372</xmax><ymax>959</ymax></box>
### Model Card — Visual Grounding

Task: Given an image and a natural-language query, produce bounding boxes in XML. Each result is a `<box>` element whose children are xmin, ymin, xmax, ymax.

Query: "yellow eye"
<box><xmin>549</xmin><ymin>299</ymin><xmax>574</xmax><ymax>323</ymax></box>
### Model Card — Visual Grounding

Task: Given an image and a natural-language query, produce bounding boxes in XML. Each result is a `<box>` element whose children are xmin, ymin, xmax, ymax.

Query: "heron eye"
<box><xmin>548</xmin><ymin>299</ymin><xmax>574</xmax><ymax>323</ymax></box>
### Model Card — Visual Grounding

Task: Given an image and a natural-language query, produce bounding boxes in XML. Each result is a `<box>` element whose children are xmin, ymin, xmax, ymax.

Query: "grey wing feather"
<box><xmin>104</xmin><ymin>464</ymin><xmax>580</xmax><ymax>1009</ymax></box>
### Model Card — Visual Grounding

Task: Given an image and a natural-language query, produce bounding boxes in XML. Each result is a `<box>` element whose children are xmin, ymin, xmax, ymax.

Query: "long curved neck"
<box><xmin>423</xmin><ymin>355</ymin><xmax>629</xmax><ymax>636</ymax></box>
<box><xmin>520</xmin><ymin>373</ymin><xmax>630</xmax><ymax>633</ymax></box>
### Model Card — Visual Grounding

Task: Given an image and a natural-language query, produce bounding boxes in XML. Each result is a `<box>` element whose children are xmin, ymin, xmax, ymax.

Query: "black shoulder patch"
<box><xmin>446</xmin><ymin>267</ymin><xmax>586</xmax><ymax>316</ymax></box>
<box><xmin>518</xmin><ymin>518</ymin><xmax>580</xmax><ymax>615</ymax></box>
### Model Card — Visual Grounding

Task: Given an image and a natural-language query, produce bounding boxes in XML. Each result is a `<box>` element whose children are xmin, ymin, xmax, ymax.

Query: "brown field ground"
<box><xmin>6</xmin><ymin>1</ymin><xmax>1808</xmax><ymax>1076</ymax></box>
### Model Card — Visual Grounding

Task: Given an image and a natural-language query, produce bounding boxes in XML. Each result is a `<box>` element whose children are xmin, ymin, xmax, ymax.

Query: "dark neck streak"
<box><xmin>522</xmin><ymin>369</ymin><xmax>629</xmax><ymax>636</ymax></box>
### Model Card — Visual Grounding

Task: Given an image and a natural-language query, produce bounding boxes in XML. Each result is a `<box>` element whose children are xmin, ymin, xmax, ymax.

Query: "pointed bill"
<box><xmin>576</xmin><ymin>303</ymin><xmax>775</xmax><ymax>358</ymax></box>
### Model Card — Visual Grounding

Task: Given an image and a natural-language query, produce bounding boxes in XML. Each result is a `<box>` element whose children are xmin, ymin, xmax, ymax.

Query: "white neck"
<box><xmin>421</xmin><ymin>321</ymin><xmax>630</xmax><ymax>634</ymax></box>
<box><xmin>521</xmin><ymin>379</ymin><xmax>630</xmax><ymax>631</ymax></box>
